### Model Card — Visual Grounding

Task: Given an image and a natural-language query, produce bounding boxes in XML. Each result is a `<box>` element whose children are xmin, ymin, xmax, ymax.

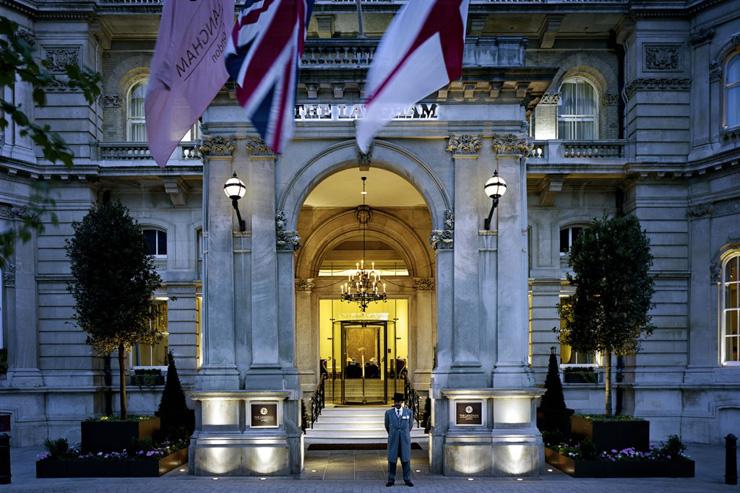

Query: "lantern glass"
<box><xmin>224</xmin><ymin>175</ymin><xmax>246</xmax><ymax>200</ymax></box>
<box><xmin>484</xmin><ymin>173</ymin><xmax>507</xmax><ymax>199</ymax></box>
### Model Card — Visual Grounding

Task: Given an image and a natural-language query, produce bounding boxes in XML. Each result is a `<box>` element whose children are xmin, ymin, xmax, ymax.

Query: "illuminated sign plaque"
<box><xmin>455</xmin><ymin>401</ymin><xmax>483</xmax><ymax>426</ymax></box>
<box><xmin>250</xmin><ymin>403</ymin><xmax>278</xmax><ymax>428</ymax></box>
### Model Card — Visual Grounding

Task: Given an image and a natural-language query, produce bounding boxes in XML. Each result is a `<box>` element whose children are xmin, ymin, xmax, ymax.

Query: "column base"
<box><xmin>441</xmin><ymin>429</ymin><xmax>543</xmax><ymax>476</ymax></box>
<box><xmin>492</xmin><ymin>363</ymin><xmax>534</xmax><ymax>388</ymax></box>
<box><xmin>195</xmin><ymin>366</ymin><xmax>240</xmax><ymax>391</ymax></box>
<box><xmin>6</xmin><ymin>368</ymin><xmax>44</xmax><ymax>387</ymax></box>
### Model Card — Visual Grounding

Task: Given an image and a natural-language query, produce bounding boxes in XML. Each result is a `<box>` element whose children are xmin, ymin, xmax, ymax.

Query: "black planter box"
<box><xmin>571</xmin><ymin>414</ymin><xmax>649</xmax><ymax>452</ymax></box>
<box><xmin>36</xmin><ymin>448</ymin><xmax>187</xmax><ymax>478</ymax></box>
<box><xmin>81</xmin><ymin>417</ymin><xmax>160</xmax><ymax>453</ymax></box>
<box><xmin>545</xmin><ymin>448</ymin><xmax>695</xmax><ymax>478</ymax></box>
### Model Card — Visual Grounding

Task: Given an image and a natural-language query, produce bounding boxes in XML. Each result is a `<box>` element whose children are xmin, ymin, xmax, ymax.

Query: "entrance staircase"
<box><xmin>305</xmin><ymin>405</ymin><xmax>428</xmax><ymax>446</ymax></box>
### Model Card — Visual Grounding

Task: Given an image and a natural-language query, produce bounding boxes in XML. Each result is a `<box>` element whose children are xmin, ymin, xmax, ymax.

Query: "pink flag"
<box><xmin>356</xmin><ymin>0</ymin><xmax>468</xmax><ymax>153</ymax></box>
<box><xmin>146</xmin><ymin>0</ymin><xmax>234</xmax><ymax>167</ymax></box>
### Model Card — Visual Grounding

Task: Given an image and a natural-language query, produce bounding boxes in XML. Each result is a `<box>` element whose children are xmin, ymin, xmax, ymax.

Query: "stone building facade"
<box><xmin>0</xmin><ymin>0</ymin><xmax>739</xmax><ymax>477</ymax></box>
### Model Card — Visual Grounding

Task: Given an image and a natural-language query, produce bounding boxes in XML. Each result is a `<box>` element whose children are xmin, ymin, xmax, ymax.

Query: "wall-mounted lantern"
<box><xmin>483</xmin><ymin>170</ymin><xmax>507</xmax><ymax>230</ymax></box>
<box><xmin>223</xmin><ymin>172</ymin><xmax>246</xmax><ymax>232</ymax></box>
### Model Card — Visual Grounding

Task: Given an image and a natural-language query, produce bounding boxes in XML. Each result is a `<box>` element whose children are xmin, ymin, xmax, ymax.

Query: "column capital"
<box><xmin>413</xmin><ymin>277</ymin><xmax>435</xmax><ymax>291</ymax></box>
<box><xmin>199</xmin><ymin>135</ymin><xmax>235</xmax><ymax>158</ymax></box>
<box><xmin>245</xmin><ymin>137</ymin><xmax>275</xmax><ymax>159</ymax></box>
<box><xmin>295</xmin><ymin>278</ymin><xmax>315</xmax><ymax>292</ymax></box>
<box><xmin>446</xmin><ymin>134</ymin><xmax>481</xmax><ymax>158</ymax></box>
<box><xmin>491</xmin><ymin>133</ymin><xmax>532</xmax><ymax>157</ymax></box>
<box><xmin>430</xmin><ymin>210</ymin><xmax>454</xmax><ymax>250</ymax></box>
<box><xmin>276</xmin><ymin>210</ymin><xmax>300</xmax><ymax>251</ymax></box>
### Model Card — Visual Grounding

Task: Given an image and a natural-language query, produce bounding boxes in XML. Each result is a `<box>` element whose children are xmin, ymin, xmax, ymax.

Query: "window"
<box><xmin>722</xmin><ymin>253</ymin><xmax>740</xmax><ymax>365</ymax></box>
<box><xmin>127</xmin><ymin>80</ymin><xmax>147</xmax><ymax>141</ymax></box>
<box><xmin>560</xmin><ymin>225</ymin><xmax>584</xmax><ymax>256</ymax></box>
<box><xmin>726</xmin><ymin>54</ymin><xmax>740</xmax><ymax>128</ymax></box>
<box><xmin>133</xmin><ymin>299</ymin><xmax>168</xmax><ymax>367</ymax></box>
<box><xmin>559</xmin><ymin>295</ymin><xmax>598</xmax><ymax>367</ymax></box>
<box><xmin>143</xmin><ymin>229</ymin><xmax>167</xmax><ymax>257</ymax></box>
<box><xmin>558</xmin><ymin>77</ymin><xmax>598</xmax><ymax>140</ymax></box>
<box><xmin>196</xmin><ymin>228</ymin><xmax>203</xmax><ymax>280</ymax></box>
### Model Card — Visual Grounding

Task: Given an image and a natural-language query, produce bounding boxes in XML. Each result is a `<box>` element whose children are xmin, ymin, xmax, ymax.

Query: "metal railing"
<box><xmin>403</xmin><ymin>375</ymin><xmax>421</xmax><ymax>428</ymax></box>
<box><xmin>308</xmin><ymin>375</ymin><xmax>326</xmax><ymax>430</ymax></box>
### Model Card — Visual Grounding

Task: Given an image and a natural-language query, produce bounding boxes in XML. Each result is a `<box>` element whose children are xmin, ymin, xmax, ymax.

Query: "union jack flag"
<box><xmin>225</xmin><ymin>0</ymin><xmax>314</xmax><ymax>154</ymax></box>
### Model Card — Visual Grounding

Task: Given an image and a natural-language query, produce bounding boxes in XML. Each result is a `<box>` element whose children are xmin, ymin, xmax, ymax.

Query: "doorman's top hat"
<box><xmin>393</xmin><ymin>393</ymin><xmax>405</xmax><ymax>402</ymax></box>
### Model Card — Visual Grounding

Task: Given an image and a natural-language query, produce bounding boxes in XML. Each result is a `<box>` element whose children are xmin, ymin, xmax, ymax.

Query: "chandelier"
<box><xmin>340</xmin><ymin>176</ymin><xmax>387</xmax><ymax>311</ymax></box>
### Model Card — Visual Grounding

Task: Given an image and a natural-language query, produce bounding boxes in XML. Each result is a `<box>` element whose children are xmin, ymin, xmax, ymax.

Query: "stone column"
<box><xmin>430</xmin><ymin>212</ymin><xmax>454</xmax><ymax>376</ymax></box>
<box><xmin>492</xmin><ymin>134</ymin><xmax>533</xmax><ymax>389</ymax></box>
<box><xmin>413</xmin><ymin>277</ymin><xmax>435</xmax><ymax>388</ymax></box>
<box><xmin>196</xmin><ymin>136</ymin><xmax>239</xmax><ymax>390</ymax></box>
<box><xmin>295</xmin><ymin>278</ymin><xmax>316</xmax><ymax>392</ymax></box>
<box><xmin>446</xmin><ymin>135</ymin><xmax>484</xmax><ymax>381</ymax></box>
<box><xmin>3</xmin><ymin>205</ymin><xmax>43</xmax><ymax>386</ymax></box>
<box><xmin>685</xmin><ymin>204</ymin><xmax>716</xmax><ymax>381</ymax></box>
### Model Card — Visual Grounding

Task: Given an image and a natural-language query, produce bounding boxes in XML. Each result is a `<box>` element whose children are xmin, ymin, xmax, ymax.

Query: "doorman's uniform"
<box><xmin>385</xmin><ymin>405</ymin><xmax>413</xmax><ymax>482</ymax></box>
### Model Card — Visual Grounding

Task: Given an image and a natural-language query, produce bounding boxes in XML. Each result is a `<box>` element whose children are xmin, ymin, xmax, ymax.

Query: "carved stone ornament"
<box><xmin>44</xmin><ymin>46</ymin><xmax>80</xmax><ymax>73</ymax></box>
<box><xmin>2</xmin><ymin>262</ymin><xmax>15</xmax><ymax>287</ymax></box>
<box><xmin>689</xmin><ymin>28</ymin><xmax>715</xmax><ymax>46</ymax></box>
<box><xmin>625</xmin><ymin>79</ymin><xmax>691</xmax><ymax>99</ymax></box>
<box><xmin>446</xmin><ymin>134</ymin><xmax>481</xmax><ymax>156</ymax></box>
<box><xmin>710</xmin><ymin>261</ymin><xmax>721</xmax><ymax>283</ymax></box>
<box><xmin>103</xmin><ymin>94</ymin><xmax>121</xmax><ymax>108</ymax></box>
<box><xmin>295</xmin><ymin>278</ymin><xmax>315</xmax><ymax>291</ymax></box>
<box><xmin>276</xmin><ymin>210</ymin><xmax>300</xmax><ymax>251</ymax></box>
<box><xmin>245</xmin><ymin>137</ymin><xmax>274</xmax><ymax>157</ymax></box>
<box><xmin>644</xmin><ymin>45</ymin><xmax>681</xmax><ymax>72</ymax></box>
<box><xmin>17</xmin><ymin>29</ymin><xmax>35</xmax><ymax>47</ymax></box>
<box><xmin>430</xmin><ymin>210</ymin><xmax>454</xmax><ymax>250</ymax></box>
<box><xmin>602</xmin><ymin>93</ymin><xmax>619</xmax><ymax>106</ymax></box>
<box><xmin>357</xmin><ymin>144</ymin><xmax>373</xmax><ymax>166</ymax></box>
<box><xmin>686</xmin><ymin>203</ymin><xmax>713</xmax><ymax>219</ymax></box>
<box><xmin>198</xmin><ymin>136</ymin><xmax>235</xmax><ymax>157</ymax></box>
<box><xmin>538</xmin><ymin>93</ymin><xmax>560</xmax><ymax>105</ymax></box>
<box><xmin>491</xmin><ymin>133</ymin><xmax>532</xmax><ymax>156</ymax></box>
<box><xmin>413</xmin><ymin>277</ymin><xmax>434</xmax><ymax>291</ymax></box>
<box><xmin>709</xmin><ymin>62</ymin><xmax>723</xmax><ymax>83</ymax></box>
<box><xmin>0</xmin><ymin>204</ymin><xmax>13</xmax><ymax>220</ymax></box>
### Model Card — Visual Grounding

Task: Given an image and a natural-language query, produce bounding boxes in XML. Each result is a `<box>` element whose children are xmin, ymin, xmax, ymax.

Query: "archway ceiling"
<box><xmin>302</xmin><ymin>167</ymin><xmax>426</xmax><ymax>208</ymax></box>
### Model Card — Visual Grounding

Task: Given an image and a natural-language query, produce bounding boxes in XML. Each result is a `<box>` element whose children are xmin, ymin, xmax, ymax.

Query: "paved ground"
<box><xmin>2</xmin><ymin>443</ymin><xmax>738</xmax><ymax>492</ymax></box>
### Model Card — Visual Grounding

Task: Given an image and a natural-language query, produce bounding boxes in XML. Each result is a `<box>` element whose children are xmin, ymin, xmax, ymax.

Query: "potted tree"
<box><xmin>66</xmin><ymin>199</ymin><xmax>163</xmax><ymax>452</ymax></box>
<box><xmin>556</xmin><ymin>214</ymin><xmax>655</xmax><ymax>452</ymax></box>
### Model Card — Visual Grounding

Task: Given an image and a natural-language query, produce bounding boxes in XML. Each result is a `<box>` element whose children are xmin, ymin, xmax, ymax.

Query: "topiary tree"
<box><xmin>66</xmin><ymin>200</ymin><xmax>162</xmax><ymax>419</ymax></box>
<box><xmin>538</xmin><ymin>347</ymin><xmax>573</xmax><ymax>436</ymax></box>
<box><xmin>556</xmin><ymin>214</ymin><xmax>655</xmax><ymax>416</ymax></box>
<box><xmin>156</xmin><ymin>351</ymin><xmax>194</xmax><ymax>440</ymax></box>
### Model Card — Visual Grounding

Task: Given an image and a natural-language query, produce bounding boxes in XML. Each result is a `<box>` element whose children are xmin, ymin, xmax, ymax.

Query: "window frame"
<box><xmin>143</xmin><ymin>228</ymin><xmax>168</xmax><ymax>259</ymax></box>
<box><xmin>130</xmin><ymin>298</ymin><xmax>169</xmax><ymax>370</ymax></box>
<box><xmin>126</xmin><ymin>78</ymin><xmax>148</xmax><ymax>142</ymax></box>
<box><xmin>559</xmin><ymin>224</ymin><xmax>586</xmax><ymax>258</ymax></box>
<box><xmin>724</xmin><ymin>51</ymin><xmax>740</xmax><ymax>131</ymax></box>
<box><xmin>558</xmin><ymin>293</ymin><xmax>600</xmax><ymax>369</ymax></box>
<box><xmin>557</xmin><ymin>76</ymin><xmax>599</xmax><ymax>141</ymax></box>
<box><xmin>720</xmin><ymin>252</ymin><xmax>740</xmax><ymax>366</ymax></box>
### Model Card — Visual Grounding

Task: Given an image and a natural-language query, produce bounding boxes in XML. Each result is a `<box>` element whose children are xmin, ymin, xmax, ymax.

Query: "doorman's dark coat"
<box><xmin>385</xmin><ymin>406</ymin><xmax>413</xmax><ymax>462</ymax></box>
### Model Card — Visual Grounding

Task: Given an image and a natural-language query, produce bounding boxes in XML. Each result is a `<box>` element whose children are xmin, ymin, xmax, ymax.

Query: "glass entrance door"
<box><xmin>340</xmin><ymin>321</ymin><xmax>387</xmax><ymax>404</ymax></box>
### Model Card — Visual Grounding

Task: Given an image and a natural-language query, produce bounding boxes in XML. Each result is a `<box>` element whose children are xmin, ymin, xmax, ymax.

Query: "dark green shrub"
<box><xmin>155</xmin><ymin>352</ymin><xmax>194</xmax><ymax>440</ymax></box>
<box><xmin>579</xmin><ymin>438</ymin><xmax>598</xmax><ymax>460</ymax></box>
<box><xmin>44</xmin><ymin>438</ymin><xmax>70</xmax><ymax>458</ymax></box>
<box><xmin>661</xmin><ymin>435</ymin><xmax>686</xmax><ymax>459</ymax></box>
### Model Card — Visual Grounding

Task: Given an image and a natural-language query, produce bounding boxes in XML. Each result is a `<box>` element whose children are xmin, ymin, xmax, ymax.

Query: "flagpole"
<box><xmin>355</xmin><ymin>0</ymin><xmax>365</xmax><ymax>38</ymax></box>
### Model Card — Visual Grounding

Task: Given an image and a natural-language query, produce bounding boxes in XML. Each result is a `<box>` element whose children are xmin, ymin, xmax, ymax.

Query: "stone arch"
<box><xmin>278</xmin><ymin>139</ymin><xmax>451</xmax><ymax>231</ymax></box>
<box><xmin>296</xmin><ymin>209</ymin><xmax>433</xmax><ymax>279</ymax></box>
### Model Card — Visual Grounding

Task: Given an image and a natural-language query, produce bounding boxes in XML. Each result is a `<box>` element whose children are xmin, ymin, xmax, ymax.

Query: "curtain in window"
<box><xmin>727</xmin><ymin>55</ymin><xmax>740</xmax><ymax>128</ymax></box>
<box><xmin>128</xmin><ymin>81</ymin><xmax>147</xmax><ymax>142</ymax></box>
<box><xmin>558</xmin><ymin>79</ymin><xmax>597</xmax><ymax>140</ymax></box>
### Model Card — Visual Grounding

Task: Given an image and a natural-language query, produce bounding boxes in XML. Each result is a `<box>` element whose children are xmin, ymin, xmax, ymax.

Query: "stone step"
<box><xmin>305</xmin><ymin>405</ymin><xmax>427</xmax><ymax>446</ymax></box>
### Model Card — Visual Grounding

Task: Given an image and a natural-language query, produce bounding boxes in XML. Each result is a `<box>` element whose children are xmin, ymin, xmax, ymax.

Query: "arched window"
<box><xmin>127</xmin><ymin>79</ymin><xmax>147</xmax><ymax>142</ymax></box>
<box><xmin>560</xmin><ymin>225</ymin><xmax>585</xmax><ymax>256</ymax></box>
<box><xmin>722</xmin><ymin>252</ymin><xmax>739</xmax><ymax>365</ymax></box>
<box><xmin>143</xmin><ymin>228</ymin><xmax>167</xmax><ymax>258</ymax></box>
<box><xmin>726</xmin><ymin>54</ymin><xmax>740</xmax><ymax>129</ymax></box>
<box><xmin>558</xmin><ymin>77</ymin><xmax>598</xmax><ymax>140</ymax></box>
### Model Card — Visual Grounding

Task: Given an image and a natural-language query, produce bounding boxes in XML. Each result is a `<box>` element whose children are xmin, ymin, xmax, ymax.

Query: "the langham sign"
<box><xmin>294</xmin><ymin>103</ymin><xmax>439</xmax><ymax>121</ymax></box>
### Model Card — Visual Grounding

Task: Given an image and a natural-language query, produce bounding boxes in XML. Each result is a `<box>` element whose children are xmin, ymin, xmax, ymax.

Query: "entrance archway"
<box><xmin>292</xmin><ymin>165</ymin><xmax>438</xmax><ymax>406</ymax></box>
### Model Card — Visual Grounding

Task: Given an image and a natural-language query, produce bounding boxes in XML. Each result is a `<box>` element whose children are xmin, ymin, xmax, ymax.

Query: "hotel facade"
<box><xmin>1</xmin><ymin>0</ymin><xmax>739</xmax><ymax>477</ymax></box>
